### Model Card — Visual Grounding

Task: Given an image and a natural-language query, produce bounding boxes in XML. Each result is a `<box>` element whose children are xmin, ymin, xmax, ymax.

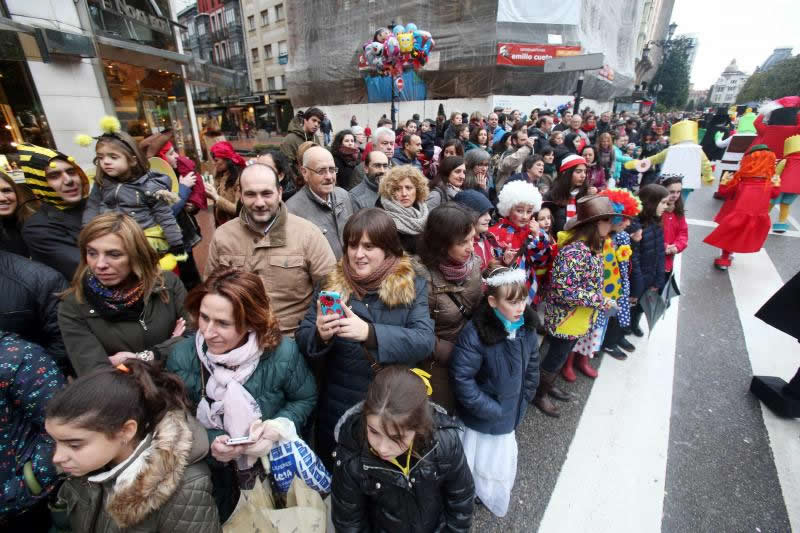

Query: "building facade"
<box><xmin>758</xmin><ymin>47</ymin><xmax>792</xmax><ymax>72</ymax></box>
<box><xmin>709</xmin><ymin>59</ymin><xmax>748</xmax><ymax>106</ymax></box>
<box><xmin>633</xmin><ymin>0</ymin><xmax>677</xmax><ymax>86</ymax></box>
<box><xmin>1</xmin><ymin>0</ymin><xmax>199</xmax><ymax>169</ymax></box>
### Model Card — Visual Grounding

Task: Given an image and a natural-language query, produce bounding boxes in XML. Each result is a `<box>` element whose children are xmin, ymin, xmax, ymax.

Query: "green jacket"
<box><xmin>166</xmin><ymin>335</ymin><xmax>317</xmax><ymax>444</ymax></box>
<box><xmin>280</xmin><ymin>117</ymin><xmax>314</xmax><ymax>166</ymax></box>
<box><xmin>58</xmin><ymin>272</ymin><xmax>190</xmax><ymax>376</ymax></box>
<box><xmin>56</xmin><ymin>410</ymin><xmax>220</xmax><ymax>533</ymax></box>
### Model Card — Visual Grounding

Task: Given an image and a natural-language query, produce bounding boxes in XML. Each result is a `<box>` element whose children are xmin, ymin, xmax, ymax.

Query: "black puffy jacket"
<box><xmin>0</xmin><ymin>250</ymin><xmax>69</xmax><ymax>373</ymax></box>
<box><xmin>331</xmin><ymin>402</ymin><xmax>475</xmax><ymax>533</ymax></box>
<box><xmin>630</xmin><ymin>219</ymin><xmax>665</xmax><ymax>298</ymax></box>
<box><xmin>21</xmin><ymin>201</ymin><xmax>84</xmax><ymax>280</ymax></box>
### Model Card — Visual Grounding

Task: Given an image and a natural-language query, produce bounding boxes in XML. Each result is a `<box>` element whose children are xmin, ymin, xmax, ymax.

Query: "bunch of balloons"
<box><xmin>361</xmin><ymin>23</ymin><xmax>435</xmax><ymax>77</ymax></box>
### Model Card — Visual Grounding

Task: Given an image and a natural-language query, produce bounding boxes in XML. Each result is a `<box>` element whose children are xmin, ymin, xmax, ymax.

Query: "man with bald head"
<box><xmin>286</xmin><ymin>145</ymin><xmax>354</xmax><ymax>258</ymax></box>
<box><xmin>206</xmin><ymin>163</ymin><xmax>336</xmax><ymax>335</ymax></box>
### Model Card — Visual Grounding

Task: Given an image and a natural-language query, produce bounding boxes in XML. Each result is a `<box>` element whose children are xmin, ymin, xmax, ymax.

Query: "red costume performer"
<box><xmin>750</xmin><ymin>96</ymin><xmax>800</xmax><ymax>159</ymax></box>
<box><xmin>704</xmin><ymin>145</ymin><xmax>781</xmax><ymax>270</ymax></box>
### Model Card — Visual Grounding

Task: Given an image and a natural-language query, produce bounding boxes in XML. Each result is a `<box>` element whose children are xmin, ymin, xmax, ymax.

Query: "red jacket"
<box><xmin>661</xmin><ymin>211</ymin><xmax>688</xmax><ymax>272</ymax></box>
<box><xmin>751</xmin><ymin>114</ymin><xmax>800</xmax><ymax>159</ymax></box>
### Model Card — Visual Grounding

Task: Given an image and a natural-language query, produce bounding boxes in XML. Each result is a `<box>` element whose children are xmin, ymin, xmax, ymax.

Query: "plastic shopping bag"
<box><xmin>260</xmin><ymin>417</ymin><xmax>332</xmax><ymax>494</ymax></box>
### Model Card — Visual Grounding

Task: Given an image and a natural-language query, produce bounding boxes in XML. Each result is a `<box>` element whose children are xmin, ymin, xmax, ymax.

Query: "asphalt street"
<box><xmin>471</xmin><ymin>184</ymin><xmax>800</xmax><ymax>533</ymax></box>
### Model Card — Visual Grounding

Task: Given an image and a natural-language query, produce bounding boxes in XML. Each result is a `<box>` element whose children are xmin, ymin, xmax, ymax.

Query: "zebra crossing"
<box><xmin>471</xmin><ymin>186</ymin><xmax>800</xmax><ymax>533</ymax></box>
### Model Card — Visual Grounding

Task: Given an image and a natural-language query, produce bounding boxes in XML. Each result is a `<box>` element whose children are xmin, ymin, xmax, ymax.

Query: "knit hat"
<box><xmin>17</xmin><ymin>143</ymin><xmax>89</xmax><ymax>210</ymax></box>
<box><xmin>210</xmin><ymin>141</ymin><xmax>246</xmax><ymax>168</ymax></box>
<box><xmin>454</xmin><ymin>189</ymin><xmax>493</xmax><ymax>216</ymax></box>
<box><xmin>559</xmin><ymin>154</ymin><xmax>587</xmax><ymax>172</ymax></box>
<box><xmin>496</xmin><ymin>180</ymin><xmax>542</xmax><ymax>217</ymax></box>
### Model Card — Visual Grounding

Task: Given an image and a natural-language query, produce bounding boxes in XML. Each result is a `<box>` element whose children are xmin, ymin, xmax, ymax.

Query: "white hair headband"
<box><xmin>484</xmin><ymin>268</ymin><xmax>526</xmax><ymax>287</ymax></box>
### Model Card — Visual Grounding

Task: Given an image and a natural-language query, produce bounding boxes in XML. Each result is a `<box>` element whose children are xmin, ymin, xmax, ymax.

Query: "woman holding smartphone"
<box><xmin>167</xmin><ymin>267</ymin><xmax>316</xmax><ymax>521</ymax></box>
<box><xmin>297</xmin><ymin>208</ymin><xmax>435</xmax><ymax>469</ymax></box>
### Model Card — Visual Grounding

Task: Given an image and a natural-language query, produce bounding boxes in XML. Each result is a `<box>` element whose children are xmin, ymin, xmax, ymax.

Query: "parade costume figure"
<box><xmin>771</xmin><ymin>135</ymin><xmax>800</xmax><ymax>233</ymax></box>
<box><xmin>750</xmin><ymin>96</ymin><xmax>800</xmax><ymax>159</ymax></box>
<box><xmin>77</xmin><ymin>117</ymin><xmax>185</xmax><ymax>270</ymax></box>
<box><xmin>566</xmin><ymin>189</ymin><xmax>639</xmax><ymax>375</ymax></box>
<box><xmin>625</xmin><ymin>120</ymin><xmax>712</xmax><ymax>203</ymax></box>
<box><xmin>700</xmin><ymin>107</ymin><xmax>732</xmax><ymax>162</ymax></box>
<box><xmin>704</xmin><ymin>145</ymin><xmax>781</xmax><ymax>270</ymax></box>
<box><xmin>712</xmin><ymin>109</ymin><xmax>757</xmax><ymax>199</ymax></box>
<box><xmin>487</xmin><ymin>181</ymin><xmax>552</xmax><ymax>303</ymax></box>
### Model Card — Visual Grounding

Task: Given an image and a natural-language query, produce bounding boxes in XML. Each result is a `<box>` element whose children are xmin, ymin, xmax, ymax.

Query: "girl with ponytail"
<box><xmin>45</xmin><ymin>360</ymin><xmax>221</xmax><ymax>532</ymax></box>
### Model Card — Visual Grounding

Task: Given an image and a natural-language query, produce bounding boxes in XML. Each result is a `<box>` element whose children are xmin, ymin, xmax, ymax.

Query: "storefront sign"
<box><xmin>92</xmin><ymin>0</ymin><xmax>171</xmax><ymax>35</ymax></box>
<box><xmin>496</xmin><ymin>43</ymin><xmax>581</xmax><ymax>67</ymax></box>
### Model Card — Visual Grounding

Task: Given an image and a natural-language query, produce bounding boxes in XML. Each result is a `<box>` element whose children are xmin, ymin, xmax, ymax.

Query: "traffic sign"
<box><xmin>544</xmin><ymin>53</ymin><xmax>605</xmax><ymax>73</ymax></box>
<box><xmin>395</xmin><ymin>77</ymin><xmax>404</xmax><ymax>91</ymax></box>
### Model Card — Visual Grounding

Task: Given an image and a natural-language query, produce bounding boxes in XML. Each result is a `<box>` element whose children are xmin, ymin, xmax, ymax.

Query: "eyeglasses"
<box><xmin>304</xmin><ymin>166</ymin><xmax>338</xmax><ymax>176</ymax></box>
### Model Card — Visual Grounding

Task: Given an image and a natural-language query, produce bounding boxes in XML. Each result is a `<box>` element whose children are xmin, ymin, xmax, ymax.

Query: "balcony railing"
<box><xmin>210</xmin><ymin>26</ymin><xmax>229</xmax><ymax>41</ymax></box>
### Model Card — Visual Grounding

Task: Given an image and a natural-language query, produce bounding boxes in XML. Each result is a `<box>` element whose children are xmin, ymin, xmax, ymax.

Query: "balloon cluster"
<box><xmin>362</xmin><ymin>23</ymin><xmax>435</xmax><ymax>77</ymax></box>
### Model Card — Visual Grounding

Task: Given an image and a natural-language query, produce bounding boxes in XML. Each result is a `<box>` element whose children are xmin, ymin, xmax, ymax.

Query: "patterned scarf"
<box><xmin>439</xmin><ymin>254</ymin><xmax>475</xmax><ymax>283</ymax></box>
<box><xmin>83</xmin><ymin>274</ymin><xmax>145</xmax><ymax>321</ymax></box>
<box><xmin>342</xmin><ymin>255</ymin><xmax>401</xmax><ymax>300</ymax></box>
<box><xmin>380</xmin><ymin>196</ymin><xmax>429</xmax><ymax>235</ymax></box>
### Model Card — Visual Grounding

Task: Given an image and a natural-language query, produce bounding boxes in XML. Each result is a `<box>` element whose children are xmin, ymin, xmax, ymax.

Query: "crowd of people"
<box><xmin>3</xmin><ymin>102</ymin><xmax>706</xmax><ymax>531</ymax></box>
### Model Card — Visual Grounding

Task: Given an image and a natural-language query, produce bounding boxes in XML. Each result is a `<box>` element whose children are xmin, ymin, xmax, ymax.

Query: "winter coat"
<box><xmin>420</xmin><ymin>129</ymin><xmax>436</xmax><ymax>160</ymax></box>
<box><xmin>0</xmin><ymin>331</ymin><xmax>64</xmax><ymax>516</ymax></box>
<box><xmin>280</xmin><ymin>118</ymin><xmax>315</xmax><ymax>165</ymax></box>
<box><xmin>333</xmin><ymin>153</ymin><xmax>366</xmax><ymax>191</ymax></box>
<box><xmin>22</xmin><ymin>201</ymin><xmax>84</xmax><ymax>280</ymax></box>
<box><xmin>212</xmin><ymin>174</ymin><xmax>240</xmax><ymax>227</ymax></box>
<box><xmin>412</xmin><ymin>259</ymin><xmax>483</xmax><ymax>411</ymax></box>
<box><xmin>543</xmin><ymin>238</ymin><xmax>605</xmax><ymax>340</ymax></box>
<box><xmin>331</xmin><ymin>401</ymin><xmax>474</xmax><ymax>533</ymax></box>
<box><xmin>495</xmin><ymin>146</ymin><xmax>533</xmax><ymax>193</ymax></box>
<box><xmin>0</xmin><ymin>251</ymin><xmax>69</xmax><ymax>373</ymax></box>
<box><xmin>0</xmin><ymin>216</ymin><xmax>28</xmax><ymax>257</ymax></box>
<box><xmin>391</xmin><ymin>148</ymin><xmax>422</xmax><ymax>169</ymax></box>
<box><xmin>83</xmin><ymin>171</ymin><xmax>183</xmax><ymax>249</ymax></box>
<box><xmin>613</xmin><ymin>145</ymin><xmax>633</xmax><ymax>180</ymax></box>
<box><xmin>56</xmin><ymin>410</ymin><xmax>221</xmax><ymax>533</ymax></box>
<box><xmin>286</xmin><ymin>185</ymin><xmax>354</xmax><ymax>259</ymax></box>
<box><xmin>586</xmin><ymin>164</ymin><xmax>607</xmax><ymax>190</ymax></box>
<box><xmin>58</xmin><ymin>272</ymin><xmax>190</xmax><ymax>376</ymax></box>
<box><xmin>662</xmin><ymin>211</ymin><xmax>688</xmax><ymax>272</ymax></box>
<box><xmin>450</xmin><ymin>303</ymin><xmax>540</xmax><ymax>435</ymax></box>
<box><xmin>205</xmin><ymin>204</ymin><xmax>336</xmax><ymax>336</ymax></box>
<box><xmin>296</xmin><ymin>256</ymin><xmax>435</xmax><ymax>463</ymax></box>
<box><xmin>349</xmin><ymin>174</ymin><xmax>380</xmax><ymax>212</ymax></box>
<box><xmin>167</xmin><ymin>336</ymin><xmax>317</xmax><ymax>445</ymax></box>
<box><xmin>630</xmin><ymin>220</ymin><xmax>666</xmax><ymax>298</ymax></box>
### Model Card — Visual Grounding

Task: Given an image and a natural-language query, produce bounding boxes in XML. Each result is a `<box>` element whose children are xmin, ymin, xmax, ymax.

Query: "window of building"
<box><xmin>281</xmin><ymin>74</ymin><xmax>286</xmax><ymax>88</ymax></box>
<box><xmin>221</xmin><ymin>42</ymin><xmax>228</xmax><ymax>60</ymax></box>
<box><xmin>256</xmin><ymin>78</ymin><xmax>263</xmax><ymax>92</ymax></box>
<box><xmin>268</xmin><ymin>77</ymin><xmax>276</xmax><ymax>91</ymax></box>
<box><xmin>232</xmin><ymin>41</ymin><xmax>240</xmax><ymax>55</ymax></box>
<box><xmin>261</xmin><ymin>10</ymin><xmax>269</xmax><ymax>25</ymax></box>
<box><xmin>264</xmin><ymin>44</ymin><xmax>273</xmax><ymax>59</ymax></box>
<box><xmin>187</xmin><ymin>22</ymin><xmax>194</xmax><ymax>36</ymax></box>
<box><xmin>247</xmin><ymin>15</ymin><xmax>255</xmax><ymax>30</ymax></box>
<box><xmin>251</xmin><ymin>48</ymin><xmax>259</xmax><ymax>61</ymax></box>
<box><xmin>197</xmin><ymin>22</ymin><xmax>206</xmax><ymax>35</ymax></box>
<box><xmin>278</xmin><ymin>40</ymin><xmax>287</xmax><ymax>55</ymax></box>
<box><xmin>275</xmin><ymin>3</ymin><xmax>284</xmax><ymax>21</ymax></box>
<box><xmin>226</xmin><ymin>7</ymin><xmax>235</xmax><ymax>24</ymax></box>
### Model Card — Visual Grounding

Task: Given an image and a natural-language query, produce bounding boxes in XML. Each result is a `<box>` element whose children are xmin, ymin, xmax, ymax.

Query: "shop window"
<box><xmin>0</xmin><ymin>59</ymin><xmax>56</xmax><ymax>156</ymax></box>
<box><xmin>275</xmin><ymin>3</ymin><xmax>284</xmax><ymax>21</ymax></box>
<box><xmin>247</xmin><ymin>15</ymin><xmax>255</xmax><ymax>31</ymax></box>
<box><xmin>256</xmin><ymin>78</ymin><xmax>263</xmax><ymax>92</ymax></box>
<box><xmin>261</xmin><ymin>10</ymin><xmax>269</xmax><ymax>25</ymax></box>
<box><xmin>251</xmin><ymin>48</ymin><xmax>259</xmax><ymax>62</ymax></box>
<box><xmin>265</xmin><ymin>44</ymin><xmax>273</xmax><ymax>59</ymax></box>
<box><xmin>268</xmin><ymin>77</ymin><xmax>276</xmax><ymax>91</ymax></box>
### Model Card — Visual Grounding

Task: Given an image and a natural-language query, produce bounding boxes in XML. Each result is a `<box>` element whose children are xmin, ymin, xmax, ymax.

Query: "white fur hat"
<box><xmin>497</xmin><ymin>180</ymin><xmax>543</xmax><ymax>217</ymax></box>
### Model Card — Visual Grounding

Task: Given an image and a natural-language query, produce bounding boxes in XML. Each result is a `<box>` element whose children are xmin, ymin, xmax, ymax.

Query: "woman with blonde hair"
<box><xmin>376</xmin><ymin>164</ymin><xmax>430</xmax><ymax>254</ymax></box>
<box><xmin>58</xmin><ymin>212</ymin><xmax>189</xmax><ymax>376</ymax></box>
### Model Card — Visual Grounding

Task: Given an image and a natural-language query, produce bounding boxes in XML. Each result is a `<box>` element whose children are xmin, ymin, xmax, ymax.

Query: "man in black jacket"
<box><xmin>0</xmin><ymin>250</ymin><xmax>70</xmax><ymax>375</ymax></box>
<box><xmin>18</xmin><ymin>143</ymin><xmax>89</xmax><ymax>280</ymax></box>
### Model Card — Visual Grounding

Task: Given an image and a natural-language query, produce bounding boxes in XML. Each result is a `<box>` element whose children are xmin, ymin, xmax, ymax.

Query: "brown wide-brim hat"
<box><xmin>564</xmin><ymin>194</ymin><xmax>623</xmax><ymax>231</ymax></box>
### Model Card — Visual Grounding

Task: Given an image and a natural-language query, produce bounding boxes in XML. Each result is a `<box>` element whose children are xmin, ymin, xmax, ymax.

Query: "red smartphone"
<box><xmin>319</xmin><ymin>290</ymin><xmax>344</xmax><ymax>318</ymax></box>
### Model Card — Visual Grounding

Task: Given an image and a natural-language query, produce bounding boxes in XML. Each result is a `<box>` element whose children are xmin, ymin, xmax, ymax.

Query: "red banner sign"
<box><xmin>496</xmin><ymin>43</ymin><xmax>582</xmax><ymax>67</ymax></box>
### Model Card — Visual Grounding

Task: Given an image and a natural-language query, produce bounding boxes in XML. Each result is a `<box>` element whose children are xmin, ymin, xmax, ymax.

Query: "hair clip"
<box><xmin>410</xmin><ymin>368</ymin><xmax>433</xmax><ymax>396</ymax></box>
<box><xmin>116</xmin><ymin>363</ymin><xmax>131</xmax><ymax>373</ymax></box>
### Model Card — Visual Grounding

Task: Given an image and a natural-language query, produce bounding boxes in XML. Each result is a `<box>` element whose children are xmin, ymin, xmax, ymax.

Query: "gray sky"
<box><xmin>671</xmin><ymin>0</ymin><xmax>800</xmax><ymax>90</ymax></box>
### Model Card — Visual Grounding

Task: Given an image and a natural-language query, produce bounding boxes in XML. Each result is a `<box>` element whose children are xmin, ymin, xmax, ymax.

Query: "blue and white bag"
<box><xmin>259</xmin><ymin>418</ymin><xmax>331</xmax><ymax>494</ymax></box>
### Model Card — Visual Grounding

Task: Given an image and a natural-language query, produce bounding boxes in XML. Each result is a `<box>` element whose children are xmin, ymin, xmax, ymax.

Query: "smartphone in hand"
<box><xmin>225</xmin><ymin>436</ymin><xmax>255</xmax><ymax>446</ymax></box>
<box><xmin>319</xmin><ymin>290</ymin><xmax>344</xmax><ymax>318</ymax></box>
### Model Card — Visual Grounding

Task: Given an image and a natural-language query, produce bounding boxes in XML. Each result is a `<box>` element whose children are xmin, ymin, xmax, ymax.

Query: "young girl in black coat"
<box><xmin>331</xmin><ymin>365</ymin><xmax>475</xmax><ymax>533</ymax></box>
<box><xmin>450</xmin><ymin>262</ymin><xmax>540</xmax><ymax>517</ymax></box>
<box><xmin>629</xmin><ymin>184</ymin><xmax>669</xmax><ymax>336</ymax></box>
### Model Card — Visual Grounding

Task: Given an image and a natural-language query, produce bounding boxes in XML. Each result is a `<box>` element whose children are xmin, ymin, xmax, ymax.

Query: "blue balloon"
<box><xmin>393</xmin><ymin>25</ymin><xmax>405</xmax><ymax>35</ymax></box>
<box><xmin>405</xmin><ymin>23</ymin><xmax>418</xmax><ymax>32</ymax></box>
